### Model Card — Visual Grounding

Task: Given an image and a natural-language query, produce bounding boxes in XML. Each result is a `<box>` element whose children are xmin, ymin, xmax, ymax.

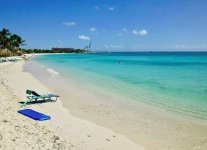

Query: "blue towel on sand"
<box><xmin>18</xmin><ymin>109</ymin><xmax>51</xmax><ymax>121</ymax></box>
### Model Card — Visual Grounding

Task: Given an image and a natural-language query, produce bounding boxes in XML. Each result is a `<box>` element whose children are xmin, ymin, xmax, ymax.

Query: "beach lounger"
<box><xmin>18</xmin><ymin>109</ymin><xmax>51</xmax><ymax>121</ymax></box>
<box><xmin>21</xmin><ymin>90</ymin><xmax>59</xmax><ymax>106</ymax></box>
<box><xmin>0</xmin><ymin>58</ymin><xmax>6</xmax><ymax>63</ymax></box>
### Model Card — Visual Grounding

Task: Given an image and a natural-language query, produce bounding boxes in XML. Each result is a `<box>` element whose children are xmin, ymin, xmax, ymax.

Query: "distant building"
<box><xmin>52</xmin><ymin>48</ymin><xmax>74</xmax><ymax>51</ymax></box>
<box><xmin>51</xmin><ymin>47</ymin><xmax>87</xmax><ymax>53</ymax></box>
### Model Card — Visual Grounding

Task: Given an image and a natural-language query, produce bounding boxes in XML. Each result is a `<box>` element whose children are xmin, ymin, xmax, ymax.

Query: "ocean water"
<box><xmin>31</xmin><ymin>52</ymin><xmax>207</xmax><ymax>121</ymax></box>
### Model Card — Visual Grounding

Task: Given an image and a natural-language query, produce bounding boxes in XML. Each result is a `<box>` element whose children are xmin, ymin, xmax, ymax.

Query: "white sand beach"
<box><xmin>0</xmin><ymin>60</ymin><xmax>144</xmax><ymax>150</ymax></box>
<box><xmin>1</xmin><ymin>0</ymin><xmax>207</xmax><ymax>149</ymax></box>
<box><xmin>1</xmin><ymin>59</ymin><xmax>207</xmax><ymax>150</ymax></box>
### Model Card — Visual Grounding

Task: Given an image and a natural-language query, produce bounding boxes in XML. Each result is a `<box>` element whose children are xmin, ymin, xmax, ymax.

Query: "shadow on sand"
<box><xmin>19</xmin><ymin>99</ymin><xmax>55</xmax><ymax>106</ymax></box>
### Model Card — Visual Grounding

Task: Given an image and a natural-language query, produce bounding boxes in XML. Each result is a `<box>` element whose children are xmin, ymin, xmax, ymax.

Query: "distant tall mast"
<box><xmin>83</xmin><ymin>41</ymin><xmax>91</xmax><ymax>51</ymax></box>
<box><xmin>89</xmin><ymin>41</ymin><xmax>91</xmax><ymax>50</ymax></box>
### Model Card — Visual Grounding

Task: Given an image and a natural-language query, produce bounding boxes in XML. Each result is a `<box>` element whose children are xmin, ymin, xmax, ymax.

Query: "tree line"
<box><xmin>0</xmin><ymin>28</ymin><xmax>89</xmax><ymax>57</ymax></box>
<box><xmin>21</xmin><ymin>48</ymin><xmax>88</xmax><ymax>54</ymax></box>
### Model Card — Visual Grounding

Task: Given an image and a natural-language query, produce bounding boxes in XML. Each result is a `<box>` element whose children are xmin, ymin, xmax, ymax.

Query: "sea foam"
<box><xmin>47</xmin><ymin>68</ymin><xmax>59</xmax><ymax>76</ymax></box>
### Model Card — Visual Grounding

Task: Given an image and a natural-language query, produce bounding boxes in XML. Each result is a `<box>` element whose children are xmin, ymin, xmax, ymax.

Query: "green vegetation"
<box><xmin>0</xmin><ymin>28</ymin><xmax>25</xmax><ymax>57</ymax></box>
<box><xmin>0</xmin><ymin>28</ymin><xmax>89</xmax><ymax>57</ymax></box>
<box><xmin>21</xmin><ymin>48</ymin><xmax>89</xmax><ymax>54</ymax></box>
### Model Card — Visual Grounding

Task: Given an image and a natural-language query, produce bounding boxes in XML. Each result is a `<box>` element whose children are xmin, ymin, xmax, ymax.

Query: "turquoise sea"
<box><xmin>31</xmin><ymin>52</ymin><xmax>207</xmax><ymax>121</ymax></box>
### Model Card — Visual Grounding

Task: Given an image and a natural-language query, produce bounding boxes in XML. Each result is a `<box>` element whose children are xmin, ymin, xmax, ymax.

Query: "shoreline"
<box><xmin>0</xmin><ymin>60</ymin><xmax>144</xmax><ymax>149</ymax></box>
<box><xmin>25</xmin><ymin>55</ymin><xmax>207</xmax><ymax>150</ymax></box>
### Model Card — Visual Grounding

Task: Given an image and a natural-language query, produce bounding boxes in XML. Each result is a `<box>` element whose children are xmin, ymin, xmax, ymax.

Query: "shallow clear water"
<box><xmin>32</xmin><ymin>52</ymin><xmax>207</xmax><ymax>120</ymax></box>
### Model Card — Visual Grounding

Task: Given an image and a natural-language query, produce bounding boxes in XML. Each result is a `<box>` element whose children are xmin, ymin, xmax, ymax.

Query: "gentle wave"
<box><xmin>47</xmin><ymin>68</ymin><xmax>59</xmax><ymax>76</ymax></box>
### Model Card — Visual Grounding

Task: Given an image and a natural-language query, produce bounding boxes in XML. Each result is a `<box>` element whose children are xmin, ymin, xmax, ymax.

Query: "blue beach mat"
<box><xmin>18</xmin><ymin>109</ymin><xmax>51</xmax><ymax>121</ymax></box>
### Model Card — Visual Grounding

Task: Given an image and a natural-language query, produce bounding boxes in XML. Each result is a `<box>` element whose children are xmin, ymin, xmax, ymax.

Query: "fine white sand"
<box><xmin>0</xmin><ymin>60</ymin><xmax>144</xmax><ymax>150</ymax></box>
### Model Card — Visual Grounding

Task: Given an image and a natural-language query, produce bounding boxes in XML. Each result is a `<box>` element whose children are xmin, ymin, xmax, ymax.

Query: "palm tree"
<box><xmin>0</xmin><ymin>28</ymin><xmax>11</xmax><ymax>58</ymax></box>
<box><xmin>0</xmin><ymin>28</ymin><xmax>26</xmax><ymax>58</ymax></box>
<box><xmin>10</xmin><ymin>34</ymin><xmax>25</xmax><ymax>55</ymax></box>
<box><xmin>0</xmin><ymin>28</ymin><xmax>11</xmax><ymax>49</ymax></box>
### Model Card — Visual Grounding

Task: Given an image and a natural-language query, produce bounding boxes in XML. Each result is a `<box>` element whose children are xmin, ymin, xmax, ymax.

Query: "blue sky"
<box><xmin>0</xmin><ymin>0</ymin><xmax>207</xmax><ymax>51</ymax></box>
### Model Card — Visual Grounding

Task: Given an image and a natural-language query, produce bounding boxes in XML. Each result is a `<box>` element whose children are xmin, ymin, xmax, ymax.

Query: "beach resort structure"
<box><xmin>52</xmin><ymin>48</ymin><xmax>75</xmax><ymax>51</ymax></box>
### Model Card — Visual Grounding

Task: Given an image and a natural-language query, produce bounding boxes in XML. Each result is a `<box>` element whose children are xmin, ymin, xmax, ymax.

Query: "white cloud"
<box><xmin>132</xmin><ymin>30</ymin><xmax>139</xmax><ymax>34</ymax></box>
<box><xmin>122</xmin><ymin>28</ymin><xmax>127</xmax><ymax>31</ymax></box>
<box><xmin>78</xmin><ymin>35</ymin><xmax>90</xmax><ymax>41</ymax></box>
<box><xmin>63</xmin><ymin>22</ymin><xmax>76</xmax><ymax>27</ymax></box>
<box><xmin>139</xmin><ymin>29</ymin><xmax>148</xmax><ymax>35</ymax></box>
<box><xmin>132</xmin><ymin>29</ymin><xmax>148</xmax><ymax>36</ymax></box>
<box><xmin>108</xmin><ymin>6</ymin><xmax>115</xmax><ymax>11</ymax></box>
<box><xmin>89</xmin><ymin>27</ymin><xmax>97</xmax><ymax>32</ymax></box>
